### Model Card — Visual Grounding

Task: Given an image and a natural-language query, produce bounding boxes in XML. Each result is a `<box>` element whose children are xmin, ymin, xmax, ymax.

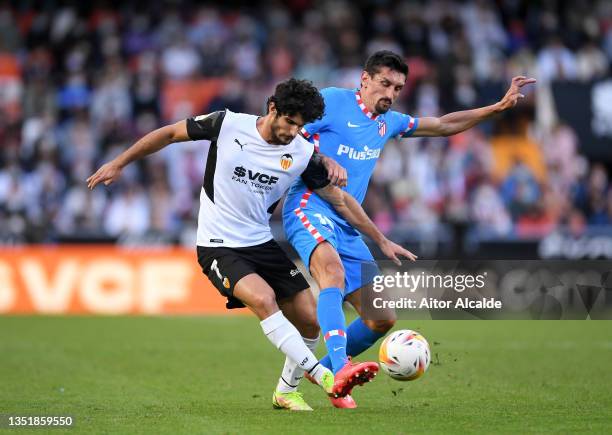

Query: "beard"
<box><xmin>375</xmin><ymin>98</ymin><xmax>392</xmax><ymax>114</ymax></box>
<box><xmin>271</xmin><ymin>125</ymin><xmax>293</xmax><ymax>145</ymax></box>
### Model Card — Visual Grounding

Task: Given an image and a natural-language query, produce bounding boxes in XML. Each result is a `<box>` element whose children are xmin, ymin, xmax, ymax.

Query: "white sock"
<box><xmin>261</xmin><ymin>311</ymin><xmax>320</xmax><ymax>377</ymax></box>
<box><xmin>276</xmin><ymin>335</ymin><xmax>320</xmax><ymax>393</ymax></box>
<box><xmin>307</xmin><ymin>362</ymin><xmax>328</xmax><ymax>385</ymax></box>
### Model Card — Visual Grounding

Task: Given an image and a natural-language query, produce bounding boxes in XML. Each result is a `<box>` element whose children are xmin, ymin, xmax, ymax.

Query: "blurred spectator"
<box><xmin>576</xmin><ymin>40</ymin><xmax>609</xmax><ymax>81</ymax></box>
<box><xmin>161</xmin><ymin>38</ymin><xmax>201</xmax><ymax>80</ymax></box>
<box><xmin>461</xmin><ymin>0</ymin><xmax>508</xmax><ymax>80</ymax></box>
<box><xmin>206</xmin><ymin>75</ymin><xmax>247</xmax><ymax>113</ymax></box>
<box><xmin>540</xmin><ymin>123</ymin><xmax>579</xmax><ymax>191</ymax></box>
<box><xmin>471</xmin><ymin>180</ymin><xmax>512</xmax><ymax>235</ymax></box>
<box><xmin>55</xmin><ymin>184</ymin><xmax>107</xmax><ymax>236</ymax></box>
<box><xmin>500</xmin><ymin>161</ymin><xmax>541</xmax><ymax>220</ymax></box>
<box><xmin>537</xmin><ymin>36</ymin><xmax>578</xmax><ymax>82</ymax></box>
<box><xmin>103</xmin><ymin>184</ymin><xmax>150</xmax><ymax>237</ymax></box>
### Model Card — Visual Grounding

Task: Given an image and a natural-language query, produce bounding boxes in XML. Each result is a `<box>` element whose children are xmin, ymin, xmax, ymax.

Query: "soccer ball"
<box><xmin>379</xmin><ymin>329</ymin><xmax>431</xmax><ymax>381</ymax></box>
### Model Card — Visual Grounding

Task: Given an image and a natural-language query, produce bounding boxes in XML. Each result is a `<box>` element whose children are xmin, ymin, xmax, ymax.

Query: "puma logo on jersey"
<box><xmin>234</xmin><ymin>138</ymin><xmax>246</xmax><ymax>150</ymax></box>
<box><xmin>337</xmin><ymin>144</ymin><xmax>381</xmax><ymax>160</ymax></box>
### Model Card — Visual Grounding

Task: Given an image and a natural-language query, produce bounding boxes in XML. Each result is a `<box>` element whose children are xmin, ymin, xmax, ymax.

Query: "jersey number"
<box><xmin>211</xmin><ymin>259</ymin><xmax>223</xmax><ymax>280</ymax></box>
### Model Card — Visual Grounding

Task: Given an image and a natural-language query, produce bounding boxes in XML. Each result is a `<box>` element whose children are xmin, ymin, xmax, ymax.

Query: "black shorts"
<box><xmin>197</xmin><ymin>239</ymin><xmax>310</xmax><ymax>309</ymax></box>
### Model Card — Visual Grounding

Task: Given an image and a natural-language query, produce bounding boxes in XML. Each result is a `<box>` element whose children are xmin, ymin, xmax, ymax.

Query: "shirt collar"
<box><xmin>355</xmin><ymin>89</ymin><xmax>379</xmax><ymax>121</ymax></box>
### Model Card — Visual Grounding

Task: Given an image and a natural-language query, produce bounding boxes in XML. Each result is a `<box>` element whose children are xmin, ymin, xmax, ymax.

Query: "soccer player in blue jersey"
<box><xmin>283</xmin><ymin>50</ymin><xmax>535</xmax><ymax>408</ymax></box>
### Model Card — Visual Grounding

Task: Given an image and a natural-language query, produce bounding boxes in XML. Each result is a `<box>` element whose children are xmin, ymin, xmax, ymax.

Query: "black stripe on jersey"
<box><xmin>203</xmin><ymin>141</ymin><xmax>218</xmax><ymax>203</ymax></box>
<box><xmin>188</xmin><ymin>111</ymin><xmax>226</xmax><ymax>203</ymax></box>
<box><xmin>267</xmin><ymin>198</ymin><xmax>281</xmax><ymax>214</ymax></box>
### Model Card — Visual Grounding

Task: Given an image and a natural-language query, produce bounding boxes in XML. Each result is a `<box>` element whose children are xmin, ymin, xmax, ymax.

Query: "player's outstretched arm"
<box><xmin>315</xmin><ymin>185</ymin><xmax>417</xmax><ymax>265</ymax></box>
<box><xmin>86</xmin><ymin>120</ymin><xmax>189</xmax><ymax>189</ymax></box>
<box><xmin>412</xmin><ymin>76</ymin><xmax>536</xmax><ymax>137</ymax></box>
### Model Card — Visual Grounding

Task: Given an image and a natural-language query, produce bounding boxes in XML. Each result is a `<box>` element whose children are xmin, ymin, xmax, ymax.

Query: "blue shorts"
<box><xmin>283</xmin><ymin>207</ymin><xmax>380</xmax><ymax>297</ymax></box>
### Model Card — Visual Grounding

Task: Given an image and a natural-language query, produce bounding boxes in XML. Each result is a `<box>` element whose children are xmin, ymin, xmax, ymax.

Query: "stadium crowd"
<box><xmin>0</xmin><ymin>0</ymin><xmax>611</xmax><ymax>247</ymax></box>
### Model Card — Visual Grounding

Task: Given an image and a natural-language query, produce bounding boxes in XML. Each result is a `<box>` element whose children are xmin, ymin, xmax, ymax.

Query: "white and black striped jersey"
<box><xmin>186</xmin><ymin>109</ymin><xmax>329</xmax><ymax>248</ymax></box>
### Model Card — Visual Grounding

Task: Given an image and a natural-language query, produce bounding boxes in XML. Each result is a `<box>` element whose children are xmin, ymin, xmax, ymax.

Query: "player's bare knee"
<box><xmin>318</xmin><ymin>261</ymin><xmax>345</xmax><ymax>288</ymax></box>
<box><xmin>249</xmin><ymin>292</ymin><xmax>278</xmax><ymax>314</ymax></box>
<box><xmin>365</xmin><ymin>317</ymin><xmax>396</xmax><ymax>334</ymax></box>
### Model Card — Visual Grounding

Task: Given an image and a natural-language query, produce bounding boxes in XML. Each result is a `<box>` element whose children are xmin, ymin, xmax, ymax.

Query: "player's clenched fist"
<box><xmin>86</xmin><ymin>162</ymin><xmax>122</xmax><ymax>189</ymax></box>
<box><xmin>320</xmin><ymin>154</ymin><xmax>348</xmax><ymax>187</ymax></box>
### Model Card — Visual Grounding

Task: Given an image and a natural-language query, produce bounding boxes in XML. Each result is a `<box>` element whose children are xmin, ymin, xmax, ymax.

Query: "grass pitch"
<box><xmin>1</xmin><ymin>316</ymin><xmax>611</xmax><ymax>434</ymax></box>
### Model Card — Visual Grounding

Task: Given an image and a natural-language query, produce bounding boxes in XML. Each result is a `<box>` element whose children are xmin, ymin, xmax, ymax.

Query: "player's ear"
<box><xmin>268</xmin><ymin>101</ymin><xmax>277</xmax><ymax>115</ymax></box>
<box><xmin>361</xmin><ymin>70</ymin><xmax>370</xmax><ymax>88</ymax></box>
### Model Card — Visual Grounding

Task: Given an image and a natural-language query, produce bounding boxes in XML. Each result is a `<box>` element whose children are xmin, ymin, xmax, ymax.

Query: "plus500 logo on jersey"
<box><xmin>233</xmin><ymin>166</ymin><xmax>279</xmax><ymax>185</ymax></box>
<box><xmin>337</xmin><ymin>144</ymin><xmax>381</xmax><ymax>160</ymax></box>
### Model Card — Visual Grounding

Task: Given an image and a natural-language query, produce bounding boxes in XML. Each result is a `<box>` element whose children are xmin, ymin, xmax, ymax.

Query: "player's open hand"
<box><xmin>379</xmin><ymin>238</ymin><xmax>418</xmax><ymax>266</ymax></box>
<box><xmin>86</xmin><ymin>162</ymin><xmax>122</xmax><ymax>189</ymax></box>
<box><xmin>320</xmin><ymin>155</ymin><xmax>348</xmax><ymax>187</ymax></box>
<box><xmin>497</xmin><ymin>76</ymin><xmax>536</xmax><ymax>112</ymax></box>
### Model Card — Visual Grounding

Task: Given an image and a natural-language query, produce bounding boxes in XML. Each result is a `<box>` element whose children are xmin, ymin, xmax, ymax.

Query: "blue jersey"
<box><xmin>284</xmin><ymin>87</ymin><xmax>419</xmax><ymax>223</ymax></box>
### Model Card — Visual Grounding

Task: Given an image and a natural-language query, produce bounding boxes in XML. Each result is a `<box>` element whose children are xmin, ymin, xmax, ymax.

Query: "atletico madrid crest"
<box><xmin>280</xmin><ymin>154</ymin><xmax>293</xmax><ymax>170</ymax></box>
<box><xmin>377</xmin><ymin>119</ymin><xmax>386</xmax><ymax>136</ymax></box>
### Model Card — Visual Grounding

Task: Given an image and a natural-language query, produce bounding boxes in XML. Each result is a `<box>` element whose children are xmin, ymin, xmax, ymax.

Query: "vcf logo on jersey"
<box><xmin>233</xmin><ymin>166</ymin><xmax>279</xmax><ymax>191</ymax></box>
<box><xmin>377</xmin><ymin>119</ymin><xmax>386</xmax><ymax>136</ymax></box>
<box><xmin>280</xmin><ymin>154</ymin><xmax>293</xmax><ymax>170</ymax></box>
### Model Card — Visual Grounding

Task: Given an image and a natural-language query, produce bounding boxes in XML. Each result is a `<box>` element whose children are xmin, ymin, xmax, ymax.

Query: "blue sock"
<box><xmin>320</xmin><ymin>317</ymin><xmax>385</xmax><ymax>369</ymax></box>
<box><xmin>345</xmin><ymin>317</ymin><xmax>385</xmax><ymax>357</ymax></box>
<box><xmin>317</xmin><ymin>287</ymin><xmax>347</xmax><ymax>374</ymax></box>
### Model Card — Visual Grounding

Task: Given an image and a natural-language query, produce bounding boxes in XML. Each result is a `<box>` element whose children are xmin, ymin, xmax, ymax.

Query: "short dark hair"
<box><xmin>267</xmin><ymin>78</ymin><xmax>324</xmax><ymax>124</ymax></box>
<box><xmin>364</xmin><ymin>50</ymin><xmax>409</xmax><ymax>77</ymax></box>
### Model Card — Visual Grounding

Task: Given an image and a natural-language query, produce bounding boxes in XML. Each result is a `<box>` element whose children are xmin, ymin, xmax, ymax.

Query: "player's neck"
<box><xmin>256</xmin><ymin>115</ymin><xmax>274</xmax><ymax>143</ymax></box>
<box><xmin>358</xmin><ymin>88</ymin><xmax>379</xmax><ymax>116</ymax></box>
